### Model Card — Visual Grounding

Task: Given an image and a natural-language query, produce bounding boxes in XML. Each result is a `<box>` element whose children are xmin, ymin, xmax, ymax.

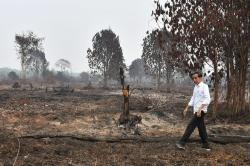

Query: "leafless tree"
<box><xmin>55</xmin><ymin>59</ymin><xmax>71</xmax><ymax>73</ymax></box>
<box><xmin>15</xmin><ymin>31</ymin><xmax>44</xmax><ymax>80</ymax></box>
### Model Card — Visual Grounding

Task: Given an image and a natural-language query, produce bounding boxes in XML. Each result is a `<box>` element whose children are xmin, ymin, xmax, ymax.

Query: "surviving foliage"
<box><xmin>153</xmin><ymin>0</ymin><xmax>249</xmax><ymax>115</ymax></box>
<box><xmin>87</xmin><ymin>29</ymin><xmax>125</xmax><ymax>87</ymax></box>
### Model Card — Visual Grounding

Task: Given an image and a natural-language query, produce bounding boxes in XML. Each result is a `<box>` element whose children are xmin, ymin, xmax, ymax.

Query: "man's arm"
<box><xmin>183</xmin><ymin>94</ymin><xmax>194</xmax><ymax>116</ymax></box>
<box><xmin>183</xmin><ymin>104</ymin><xmax>189</xmax><ymax>117</ymax></box>
<box><xmin>197</xmin><ymin>85</ymin><xmax>211</xmax><ymax>117</ymax></box>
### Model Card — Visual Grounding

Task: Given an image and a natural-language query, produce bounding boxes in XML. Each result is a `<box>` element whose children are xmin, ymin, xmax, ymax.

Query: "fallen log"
<box><xmin>19</xmin><ymin>134</ymin><xmax>167</xmax><ymax>143</ymax></box>
<box><xmin>18</xmin><ymin>133</ymin><xmax>250</xmax><ymax>144</ymax></box>
<box><xmin>52</xmin><ymin>85</ymin><xmax>74</xmax><ymax>93</ymax></box>
<box><xmin>208</xmin><ymin>134</ymin><xmax>250</xmax><ymax>144</ymax></box>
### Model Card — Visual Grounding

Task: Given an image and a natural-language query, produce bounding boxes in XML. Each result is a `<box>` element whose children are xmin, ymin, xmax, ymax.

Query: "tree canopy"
<box><xmin>15</xmin><ymin>31</ymin><xmax>44</xmax><ymax>80</ymax></box>
<box><xmin>87</xmin><ymin>29</ymin><xmax>125</xmax><ymax>87</ymax></box>
<box><xmin>141</xmin><ymin>30</ymin><xmax>175</xmax><ymax>89</ymax></box>
<box><xmin>152</xmin><ymin>0</ymin><xmax>249</xmax><ymax>115</ymax></box>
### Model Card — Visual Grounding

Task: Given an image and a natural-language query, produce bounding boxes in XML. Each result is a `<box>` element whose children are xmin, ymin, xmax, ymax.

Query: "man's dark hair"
<box><xmin>190</xmin><ymin>71</ymin><xmax>203</xmax><ymax>78</ymax></box>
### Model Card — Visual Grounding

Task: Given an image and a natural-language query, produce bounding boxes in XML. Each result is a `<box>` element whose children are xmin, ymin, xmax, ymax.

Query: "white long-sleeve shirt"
<box><xmin>188</xmin><ymin>81</ymin><xmax>211</xmax><ymax>113</ymax></box>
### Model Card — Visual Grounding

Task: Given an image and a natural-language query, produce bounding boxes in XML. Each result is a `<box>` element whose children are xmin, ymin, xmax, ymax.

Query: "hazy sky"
<box><xmin>0</xmin><ymin>0</ymin><xmax>157</xmax><ymax>72</ymax></box>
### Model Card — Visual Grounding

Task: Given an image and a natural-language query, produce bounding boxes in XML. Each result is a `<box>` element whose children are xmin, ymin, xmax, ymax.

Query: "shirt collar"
<box><xmin>196</xmin><ymin>81</ymin><xmax>203</xmax><ymax>87</ymax></box>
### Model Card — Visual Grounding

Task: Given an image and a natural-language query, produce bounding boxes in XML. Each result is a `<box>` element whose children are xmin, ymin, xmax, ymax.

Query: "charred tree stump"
<box><xmin>12</xmin><ymin>82</ymin><xmax>21</xmax><ymax>89</ymax></box>
<box><xmin>123</xmin><ymin>85</ymin><xmax>129</xmax><ymax>117</ymax></box>
<box><xmin>118</xmin><ymin>68</ymin><xmax>141</xmax><ymax>130</ymax></box>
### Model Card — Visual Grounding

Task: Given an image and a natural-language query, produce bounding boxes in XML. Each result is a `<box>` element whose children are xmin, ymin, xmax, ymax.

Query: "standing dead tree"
<box><xmin>118</xmin><ymin>67</ymin><xmax>141</xmax><ymax>131</ymax></box>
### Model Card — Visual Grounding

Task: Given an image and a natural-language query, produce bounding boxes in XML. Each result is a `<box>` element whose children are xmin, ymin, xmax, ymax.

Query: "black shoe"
<box><xmin>176</xmin><ymin>142</ymin><xmax>185</xmax><ymax>150</ymax></box>
<box><xmin>202</xmin><ymin>144</ymin><xmax>211</xmax><ymax>151</ymax></box>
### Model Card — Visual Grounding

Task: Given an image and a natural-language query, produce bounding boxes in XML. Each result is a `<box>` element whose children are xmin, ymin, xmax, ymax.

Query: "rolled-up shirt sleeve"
<box><xmin>202</xmin><ymin>85</ymin><xmax>211</xmax><ymax>105</ymax></box>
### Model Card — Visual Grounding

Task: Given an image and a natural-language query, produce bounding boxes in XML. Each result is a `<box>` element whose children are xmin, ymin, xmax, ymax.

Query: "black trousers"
<box><xmin>179</xmin><ymin>111</ymin><xmax>208</xmax><ymax>145</ymax></box>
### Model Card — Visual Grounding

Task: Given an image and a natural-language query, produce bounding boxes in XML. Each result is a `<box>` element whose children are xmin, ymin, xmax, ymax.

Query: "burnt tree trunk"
<box><xmin>226</xmin><ymin>51</ymin><xmax>248</xmax><ymax>116</ymax></box>
<box><xmin>118</xmin><ymin>68</ymin><xmax>141</xmax><ymax>128</ymax></box>
<box><xmin>123</xmin><ymin>85</ymin><xmax>129</xmax><ymax>117</ymax></box>
<box><xmin>226</xmin><ymin>56</ymin><xmax>231</xmax><ymax>105</ymax></box>
<box><xmin>212</xmin><ymin>56</ymin><xmax>219</xmax><ymax>118</ymax></box>
<box><xmin>20</xmin><ymin>49</ymin><xmax>27</xmax><ymax>82</ymax></box>
<box><xmin>103</xmin><ymin>73</ymin><xmax>108</xmax><ymax>88</ymax></box>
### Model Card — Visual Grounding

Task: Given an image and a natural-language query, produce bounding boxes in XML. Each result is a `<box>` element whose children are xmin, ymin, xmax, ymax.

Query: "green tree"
<box><xmin>129</xmin><ymin>58</ymin><xmax>145</xmax><ymax>84</ymax></box>
<box><xmin>87</xmin><ymin>29</ymin><xmax>125</xmax><ymax>87</ymax></box>
<box><xmin>8</xmin><ymin>71</ymin><xmax>19</xmax><ymax>81</ymax></box>
<box><xmin>80</xmin><ymin>71</ymin><xmax>90</xmax><ymax>84</ymax></box>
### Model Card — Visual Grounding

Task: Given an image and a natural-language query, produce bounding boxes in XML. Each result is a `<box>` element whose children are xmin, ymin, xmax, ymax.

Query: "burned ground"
<box><xmin>0</xmin><ymin>89</ymin><xmax>250</xmax><ymax>165</ymax></box>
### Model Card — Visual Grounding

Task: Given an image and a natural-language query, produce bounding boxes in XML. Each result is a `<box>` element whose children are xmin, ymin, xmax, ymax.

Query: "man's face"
<box><xmin>192</xmin><ymin>74</ymin><xmax>202</xmax><ymax>85</ymax></box>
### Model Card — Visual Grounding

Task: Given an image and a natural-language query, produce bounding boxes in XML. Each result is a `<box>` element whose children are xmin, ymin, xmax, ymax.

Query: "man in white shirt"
<box><xmin>176</xmin><ymin>71</ymin><xmax>211</xmax><ymax>151</ymax></box>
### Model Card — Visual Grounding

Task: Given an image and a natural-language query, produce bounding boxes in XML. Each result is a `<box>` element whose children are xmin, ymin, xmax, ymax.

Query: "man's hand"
<box><xmin>183</xmin><ymin>107</ymin><xmax>188</xmax><ymax>117</ymax></box>
<box><xmin>196</xmin><ymin>110</ymin><xmax>202</xmax><ymax>117</ymax></box>
<box><xmin>197</xmin><ymin>104</ymin><xmax>206</xmax><ymax>117</ymax></box>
